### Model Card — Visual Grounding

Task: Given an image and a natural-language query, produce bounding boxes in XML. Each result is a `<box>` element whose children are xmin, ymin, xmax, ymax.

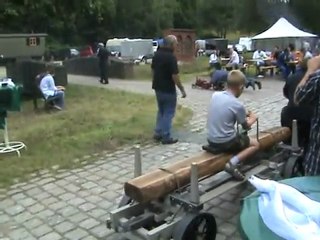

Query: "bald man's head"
<box><xmin>163</xmin><ymin>35</ymin><xmax>178</xmax><ymax>50</ymax></box>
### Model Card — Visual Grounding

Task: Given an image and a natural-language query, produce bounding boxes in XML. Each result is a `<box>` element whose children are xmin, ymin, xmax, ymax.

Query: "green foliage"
<box><xmin>0</xmin><ymin>0</ymin><xmax>317</xmax><ymax>45</ymax></box>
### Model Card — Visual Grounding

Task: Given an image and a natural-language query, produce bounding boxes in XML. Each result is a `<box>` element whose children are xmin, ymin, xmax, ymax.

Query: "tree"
<box><xmin>198</xmin><ymin>0</ymin><xmax>235</xmax><ymax>38</ymax></box>
<box><xmin>288</xmin><ymin>0</ymin><xmax>320</xmax><ymax>34</ymax></box>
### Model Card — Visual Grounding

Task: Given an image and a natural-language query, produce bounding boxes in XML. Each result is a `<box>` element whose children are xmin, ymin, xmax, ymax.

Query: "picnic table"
<box><xmin>288</xmin><ymin>60</ymin><xmax>299</xmax><ymax>65</ymax></box>
<box><xmin>247</xmin><ymin>58</ymin><xmax>273</xmax><ymax>64</ymax></box>
<box><xmin>220</xmin><ymin>57</ymin><xmax>230</xmax><ymax>65</ymax></box>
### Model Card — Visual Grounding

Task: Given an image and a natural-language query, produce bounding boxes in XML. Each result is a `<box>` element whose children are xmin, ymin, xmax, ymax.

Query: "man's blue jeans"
<box><xmin>154</xmin><ymin>91</ymin><xmax>177</xmax><ymax>140</ymax></box>
<box><xmin>48</xmin><ymin>90</ymin><xmax>64</xmax><ymax>108</ymax></box>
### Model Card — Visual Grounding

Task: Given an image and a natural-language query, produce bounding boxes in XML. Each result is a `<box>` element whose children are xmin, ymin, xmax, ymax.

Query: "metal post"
<box><xmin>134</xmin><ymin>145</ymin><xmax>142</xmax><ymax>178</ymax></box>
<box><xmin>190</xmin><ymin>163</ymin><xmax>200</xmax><ymax>204</ymax></box>
<box><xmin>3</xmin><ymin>118</ymin><xmax>9</xmax><ymax>147</ymax></box>
<box><xmin>291</xmin><ymin>120</ymin><xmax>299</xmax><ymax>150</ymax></box>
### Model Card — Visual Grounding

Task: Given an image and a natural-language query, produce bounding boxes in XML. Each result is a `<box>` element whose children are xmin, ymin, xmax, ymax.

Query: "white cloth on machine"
<box><xmin>248</xmin><ymin>175</ymin><xmax>320</xmax><ymax>240</ymax></box>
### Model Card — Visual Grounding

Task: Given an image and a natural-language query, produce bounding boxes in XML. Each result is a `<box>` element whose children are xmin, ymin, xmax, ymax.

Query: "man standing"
<box><xmin>295</xmin><ymin>56</ymin><xmax>320</xmax><ymax>176</ymax></box>
<box><xmin>151</xmin><ymin>35</ymin><xmax>186</xmax><ymax>144</ymax></box>
<box><xmin>227</xmin><ymin>47</ymin><xmax>240</xmax><ymax>69</ymax></box>
<box><xmin>206</xmin><ymin>70</ymin><xmax>259</xmax><ymax>180</ymax></box>
<box><xmin>97</xmin><ymin>43</ymin><xmax>109</xmax><ymax>84</ymax></box>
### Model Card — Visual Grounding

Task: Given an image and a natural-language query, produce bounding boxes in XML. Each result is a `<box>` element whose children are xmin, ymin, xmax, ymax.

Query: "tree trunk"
<box><xmin>124</xmin><ymin>127</ymin><xmax>291</xmax><ymax>203</ymax></box>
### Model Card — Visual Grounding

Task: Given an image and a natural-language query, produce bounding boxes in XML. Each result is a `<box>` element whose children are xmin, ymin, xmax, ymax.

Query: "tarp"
<box><xmin>240</xmin><ymin>176</ymin><xmax>320</xmax><ymax>240</ymax></box>
<box><xmin>252</xmin><ymin>18</ymin><xmax>317</xmax><ymax>40</ymax></box>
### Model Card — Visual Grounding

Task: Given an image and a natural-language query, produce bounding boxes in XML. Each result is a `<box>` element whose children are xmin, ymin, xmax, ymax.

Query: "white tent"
<box><xmin>252</xmin><ymin>17</ymin><xmax>317</xmax><ymax>39</ymax></box>
<box><xmin>252</xmin><ymin>18</ymin><xmax>317</xmax><ymax>51</ymax></box>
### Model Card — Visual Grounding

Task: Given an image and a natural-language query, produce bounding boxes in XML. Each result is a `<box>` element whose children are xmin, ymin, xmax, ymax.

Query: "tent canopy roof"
<box><xmin>252</xmin><ymin>17</ymin><xmax>317</xmax><ymax>40</ymax></box>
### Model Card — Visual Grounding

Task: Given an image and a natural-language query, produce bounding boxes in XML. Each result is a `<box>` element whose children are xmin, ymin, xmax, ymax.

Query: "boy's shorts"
<box><xmin>208</xmin><ymin>133</ymin><xmax>250</xmax><ymax>154</ymax></box>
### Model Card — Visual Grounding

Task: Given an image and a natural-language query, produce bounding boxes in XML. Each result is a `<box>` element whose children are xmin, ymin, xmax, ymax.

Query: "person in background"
<box><xmin>206</xmin><ymin>70</ymin><xmax>259</xmax><ymax>180</ymax></box>
<box><xmin>209</xmin><ymin>46</ymin><xmax>219</xmax><ymax>69</ymax></box>
<box><xmin>294</xmin><ymin>56</ymin><xmax>320</xmax><ymax>176</ymax></box>
<box><xmin>97</xmin><ymin>42</ymin><xmax>110</xmax><ymax>84</ymax></box>
<box><xmin>278</xmin><ymin>48</ymin><xmax>291</xmax><ymax>80</ymax></box>
<box><xmin>210</xmin><ymin>62</ymin><xmax>228</xmax><ymax>90</ymax></box>
<box><xmin>301</xmin><ymin>47</ymin><xmax>313</xmax><ymax>60</ymax></box>
<box><xmin>253</xmin><ymin>49</ymin><xmax>268</xmax><ymax>75</ymax></box>
<box><xmin>271</xmin><ymin>46</ymin><xmax>280</xmax><ymax>65</ymax></box>
<box><xmin>39</xmin><ymin>65</ymin><xmax>65</xmax><ymax>110</ymax></box>
<box><xmin>227</xmin><ymin>47</ymin><xmax>240</xmax><ymax>69</ymax></box>
<box><xmin>288</xmin><ymin>43</ymin><xmax>297</xmax><ymax>75</ymax></box>
<box><xmin>281</xmin><ymin>59</ymin><xmax>313</xmax><ymax>155</ymax></box>
<box><xmin>151</xmin><ymin>35</ymin><xmax>187</xmax><ymax>145</ymax></box>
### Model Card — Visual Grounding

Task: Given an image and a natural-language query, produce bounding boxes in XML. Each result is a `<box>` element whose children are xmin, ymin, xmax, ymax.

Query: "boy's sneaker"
<box><xmin>255</xmin><ymin>81</ymin><xmax>262</xmax><ymax>90</ymax></box>
<box><xmin>225</xmin><ymin>162</ymin><xmax>245</xmax><ymax>181</ymax></box>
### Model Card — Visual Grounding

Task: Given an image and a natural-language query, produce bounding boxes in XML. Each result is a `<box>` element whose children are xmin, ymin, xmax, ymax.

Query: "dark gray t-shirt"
<box><xmin>207</xmin><ymin>91</ymin><xmax>246</xmax><ymax>143</ymax></box>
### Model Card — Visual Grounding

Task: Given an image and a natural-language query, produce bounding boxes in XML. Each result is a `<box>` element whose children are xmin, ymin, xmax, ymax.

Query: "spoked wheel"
<box><xmin>282</xmin><ymin>155</ymin><xmax>304</xmax><ymax>179</ymax></box>
<box><xmin>173</xmin><ymin>212</ymin><xmax>217</xmax><ymax>240</ymax></box>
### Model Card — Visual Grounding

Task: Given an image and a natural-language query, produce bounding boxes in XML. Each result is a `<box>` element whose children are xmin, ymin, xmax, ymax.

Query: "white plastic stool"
<box><xmin>0</xmin><ymin>118</ymin><xmax>26</xmax><ymax>157</ymax></box>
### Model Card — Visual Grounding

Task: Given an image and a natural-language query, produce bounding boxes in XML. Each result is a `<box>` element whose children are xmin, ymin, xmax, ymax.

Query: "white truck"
<box><xmin>106</xmin><ymin>38</ymin><xmax>154</xmax><ymax>62</ymax></box>
<box><xmin>238</xmin><ymin>37</ymin><xmax>253</xmax><ymax>51</ymax></box>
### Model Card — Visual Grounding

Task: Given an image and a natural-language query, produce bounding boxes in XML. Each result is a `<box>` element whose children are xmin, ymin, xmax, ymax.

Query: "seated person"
<box><xmin>209</xmin><ymin>47</ymin><xmax>219</xmax><ymax>69</ymax></box>
<box><xmin>39</xmin><ymin>65</ymin><xmax>65</xmax><ymax>110</ymax></box>
<box><xmin>271</xmin><ymin>46</ymin><xmax>280</xmax><ymax>65</ymax></box>
<box><xmin>227</xmin><ymin>47</ymin><xmax>240</xmax><ymax>69</ymax></box>
<box><xmin>281</xmin><ymin>59</ymin><xmax>313</xmax><ymax>151</ymax></box>
<box><xmin>206</xmin><ymin>70</ymin><xmax>259</xmax><ymax>180</ymax></box>
<box><xmin>253</xmin><ymin>49</ymin><xmax>268</xmax><ymax>74</ymax></box>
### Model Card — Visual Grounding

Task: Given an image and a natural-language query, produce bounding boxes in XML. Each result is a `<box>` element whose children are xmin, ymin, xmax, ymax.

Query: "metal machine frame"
<box><xmin>107</xmin><ymin>120</ymin><xmax>301</xmax><ymax>240</ymax></box>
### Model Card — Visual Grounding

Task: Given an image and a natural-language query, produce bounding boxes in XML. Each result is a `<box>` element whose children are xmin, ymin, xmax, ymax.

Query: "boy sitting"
<box><xmin>205</xmin><ymin>70</ymin><xmax>260</xmax><ymax>180</ymax></box>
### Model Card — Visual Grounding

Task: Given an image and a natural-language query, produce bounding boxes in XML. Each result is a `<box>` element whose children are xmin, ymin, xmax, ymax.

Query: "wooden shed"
<box><xmin>0</xmin><ymin>33</ymin><xmax>47</xmax><ymax>60</ymax></box>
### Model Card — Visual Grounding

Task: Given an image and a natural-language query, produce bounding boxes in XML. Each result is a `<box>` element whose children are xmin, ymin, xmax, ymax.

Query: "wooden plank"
<box><xmin>124</xmin><ymin>127</ymin><xmax>291</xmax><ymax>203</ymax></box>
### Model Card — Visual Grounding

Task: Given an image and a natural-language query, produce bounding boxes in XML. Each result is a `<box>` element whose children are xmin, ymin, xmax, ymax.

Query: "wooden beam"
<box><xmin>124</xmin><ymin>127</ymin><xmax>291</xmax><ymax>203</ymax></box>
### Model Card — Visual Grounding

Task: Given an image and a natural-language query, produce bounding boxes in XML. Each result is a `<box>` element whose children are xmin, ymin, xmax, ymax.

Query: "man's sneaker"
<box><xmin>161</xmin><ymin>138</ymin><xmax>178</xmax><ymax>145</ymax></box>
<box><xmin>53</xmin><ymin>105</ymin><xmax>62</xmax><ymax>111</ymax></box>
<box><xmin>225</xmin><ymin>162</ymin><xmax>245</xmax><ymax>181</ymax></box>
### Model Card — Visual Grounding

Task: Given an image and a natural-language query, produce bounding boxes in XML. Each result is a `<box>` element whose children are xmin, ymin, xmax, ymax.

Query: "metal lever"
<box><xmin>190</xmin><ymin>163</ymin><xmax>200</xmax><ymax>204</ymax></box>
<box><xmin>134</xmin><ymin>145</ymin><xmax>142</xmax><ymax>177</ymax></box>
<box><xmin>291</xmin><ymin>119</ymin><xmax>299</xmax><ymax>151</ymax></box>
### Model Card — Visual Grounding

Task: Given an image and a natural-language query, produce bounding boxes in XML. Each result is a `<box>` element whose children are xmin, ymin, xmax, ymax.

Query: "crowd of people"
<box><xmin>252</xmin><ymin>43</ymin><xmax>313</xmax><ymax>79</ymax></box>
<box><xmin>152</xmin><ymin>35</ymin><xmax>320</xmax><ymax>179</ymax></box>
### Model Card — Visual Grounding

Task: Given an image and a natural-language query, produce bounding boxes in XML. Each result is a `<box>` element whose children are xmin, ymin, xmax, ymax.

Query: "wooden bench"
<box><xmin>260</xmin><ymin>65</ymin><xmax>277</xmax><ymax>76</ymax></box>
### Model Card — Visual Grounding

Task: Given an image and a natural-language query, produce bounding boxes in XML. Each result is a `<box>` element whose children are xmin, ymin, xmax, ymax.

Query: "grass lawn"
<box><xmin>0</xmin><ymin>84</ymin><xmax>192</xmax><ymax>187</ymax></box>
<box><xmin>133</xmin><ymin>56</ymin><xmax>210</xmax><ymax>81</ymax></box>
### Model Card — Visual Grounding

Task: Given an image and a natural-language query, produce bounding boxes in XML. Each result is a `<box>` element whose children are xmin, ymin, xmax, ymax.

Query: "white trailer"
<box><xmin>106</xmin><ymin>38</ymin><xmax>153</xmax><ymax>62</ymax></box>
